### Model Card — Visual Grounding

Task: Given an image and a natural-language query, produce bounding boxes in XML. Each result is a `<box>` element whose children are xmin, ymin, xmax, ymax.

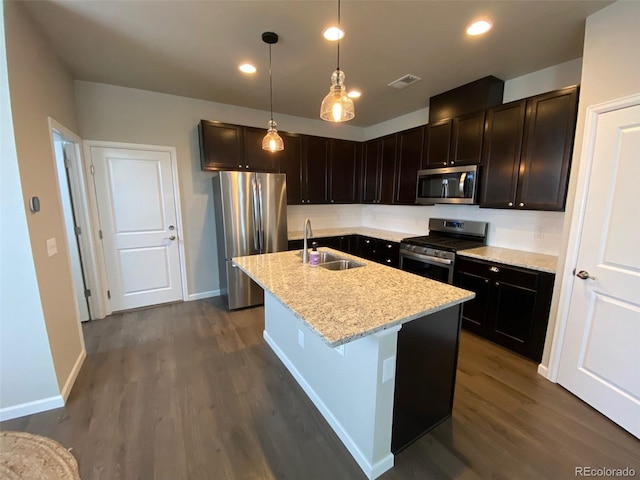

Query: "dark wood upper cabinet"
<box><xmin>243</xmin><ymin>127</ymin><xmax>279</xmax><ymax>172</ymax></box>
<box><xmin>517</xmin><ymin>86</ymin><xmax>578</xmax><ymax>211</ymax></box>
<box><xmin>277</xmin><ymin>132</ymin><xmax>304</xmax><ymax>204</ymax></box>
<box><xmin>425</xmin><ymin>119</ymin><xmax>452</xmax><ymax>167</ymax></box>
<box><xmin>480</xmin><ymin>86</ymin><xmax>578</xmax><ymax>211</ymax></box>
<box><xmin>329</xmin><ymin>140</ymin><xmax>360</xmax><ymax>204</ymax></box>
<box><xmin>361</xmin><ymin>140</ymin><xmax>380</xmax><ymax>204</ymax></box>
<box><xmin>479</xmin><ymin>101</ymin><xmax>527</xmax><ymax>208</ymax></box>
<box><xmin>302</xmin><ymin>136</ymin><xmax>329</xmax><ymax>204</ymax></box>
<box><xmin>199</xmin><ymin>121</ymin><xmax>244</xmax><ymax>171</ymax></box>
<box><xmin>395</xmin><ymin>126</ymin><xmax>425</xmax><ymax>204</ymax></box>
<box><xmin>379</xmin><ymin>135</ymin><xmax>398</xmax><ymax>204</ymax></box>
<box><xmin>451</xmin><ymin>111</ymin><xmax>485</xmax><ymax>166</ymax></box>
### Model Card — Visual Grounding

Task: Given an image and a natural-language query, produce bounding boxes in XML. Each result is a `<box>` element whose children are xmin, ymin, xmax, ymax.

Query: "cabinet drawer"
<box><xmin>456</xmin><ymin>257</ymin><xmax>538</xmax><ymax>290</ymax></box>
<box><xmin>379</xmin><ymin>241</ymin><xmax>400</xmax><ymax>257</ymax></box>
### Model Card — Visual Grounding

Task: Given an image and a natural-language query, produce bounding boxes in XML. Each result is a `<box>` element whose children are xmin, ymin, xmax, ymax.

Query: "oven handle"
<box><xmin>399</xmin><ymin>249</ymin><xmax>453</xmax><ymax>265</ymax></box>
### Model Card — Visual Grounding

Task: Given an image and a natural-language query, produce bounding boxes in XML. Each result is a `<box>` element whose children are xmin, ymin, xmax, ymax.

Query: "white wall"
<box><xmin>0</xmin><ymin>3</ymin><xmax>61</xmax><ymax>420</ymax></box>
<box><xmin>543</xmin><ymin>0</ymin><xmax>640</xmax><ymax>367</ymax></box>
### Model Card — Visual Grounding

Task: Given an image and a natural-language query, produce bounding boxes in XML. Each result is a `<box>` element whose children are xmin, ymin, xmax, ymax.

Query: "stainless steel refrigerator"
<box><xmin>213</xmin><ymin>172</ymin><xmax>288</xmax><ymax>310</ymax></box>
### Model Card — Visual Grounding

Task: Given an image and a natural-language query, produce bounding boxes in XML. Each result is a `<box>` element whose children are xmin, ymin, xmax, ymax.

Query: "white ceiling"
<box><xmin>21</xmin><ymin>0</ymin><xmax>612</xmax><ymax>127</ymax></box>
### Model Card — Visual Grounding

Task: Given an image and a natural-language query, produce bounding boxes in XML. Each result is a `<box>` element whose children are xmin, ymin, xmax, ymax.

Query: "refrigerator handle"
<box><xmin>251</xmin><ymin>179</ymin><xmax>260</xmax><ymax>252</ymax></box>
<box><xmin>257</xmin><ymin>179</ymin><xmax>265</xmax><ymax>253</ymax></box>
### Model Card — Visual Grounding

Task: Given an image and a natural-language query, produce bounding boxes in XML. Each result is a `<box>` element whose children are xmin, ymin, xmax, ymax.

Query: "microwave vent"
<box><xmin>388</xmin><ymin>74</ymin><xmax>422</xmax><ymax>90</ymax></box>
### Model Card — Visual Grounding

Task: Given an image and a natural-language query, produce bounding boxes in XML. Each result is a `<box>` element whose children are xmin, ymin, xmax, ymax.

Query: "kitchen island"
<box><xmin>233</xmin><ymin>249</ymin><xmax>474</xmax><ymax>479</ymax></box>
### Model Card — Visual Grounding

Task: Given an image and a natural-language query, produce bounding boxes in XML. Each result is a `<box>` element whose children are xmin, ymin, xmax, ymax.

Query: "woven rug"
<box><xmin>0</xmin><ymin>431</ymin><xmax>80</xmax><ymax>480</ymax></box>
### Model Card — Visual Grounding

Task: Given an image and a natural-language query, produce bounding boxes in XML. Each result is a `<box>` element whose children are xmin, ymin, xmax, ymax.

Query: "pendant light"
<box><xmin>320</xmin><ymin>0</ymin><xmax>355</xmax><ymax>122</ymax></box>
<box><xmin>262</xmin><ymin>32</ymin><xmax>284</xmax><ymax>152</ymax></box>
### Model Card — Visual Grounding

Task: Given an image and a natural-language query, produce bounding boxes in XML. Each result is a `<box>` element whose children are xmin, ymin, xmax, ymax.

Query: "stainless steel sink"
<box><xmin>319</xmin><ymin>259</ymin><xmax>365</xmax><ymax>271</ymax></box>
<box><xmin>296</xmin><ymin>251</ymin><xmax>343</xmax><ymax>263</ymax></box>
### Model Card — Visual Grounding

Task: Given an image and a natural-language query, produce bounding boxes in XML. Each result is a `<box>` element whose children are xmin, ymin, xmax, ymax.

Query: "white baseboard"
<box><xmin>61</xmin><ymin>349</ymin><xmax>86</xmax><ymax>401</ymax></box>
<box><xmin>263</xmin><ymin>331</ymin><xmax>394</xmax><ymax>480</ymax></box>
<box><xmin>537</xmin><ymin>364</ymin><xmax>550</xmax><ymax>379</ymax></box>
<box><xmin>0</xmin><ymin>395</ymin><xmax>64</xmax><ymax>422</ymax></box>
<box><xmin>187</xmin><ymin>289</ymin><xmax>221</xmax><ymax>301</ymax></box>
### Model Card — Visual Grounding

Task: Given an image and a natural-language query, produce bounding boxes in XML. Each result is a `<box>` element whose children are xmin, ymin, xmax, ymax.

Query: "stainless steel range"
<box><xmin>400</xmin><ymin>218</ymin><xmax>488</xmax><ymax>284</ymax></box>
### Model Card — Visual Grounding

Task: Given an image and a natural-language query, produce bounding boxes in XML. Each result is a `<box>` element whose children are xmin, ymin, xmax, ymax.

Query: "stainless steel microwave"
<box><xmin>416</xmin><ymin>165</ymin><xmax>479</xmax><ymax>205</ymax></box>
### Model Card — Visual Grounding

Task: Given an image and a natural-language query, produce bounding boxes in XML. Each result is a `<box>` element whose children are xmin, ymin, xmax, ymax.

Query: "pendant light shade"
<box><xmin>262</xmin><ymin>119</ymin><xmax>284</xmax><ymax>151</ymax></box>
<box><xmin>320</xmin><ymin>0</ymin><xmax>354</xmax><ymax>122</ymax></box>
<box><xmin>262</xmin><ymin>32</ymin><xmax>284</xmax><ymax>152</ymax></box>
<box><xmin>320</xmin><ymin>69</ymin><xmax>355</xmax><ymax>122</ymax></box>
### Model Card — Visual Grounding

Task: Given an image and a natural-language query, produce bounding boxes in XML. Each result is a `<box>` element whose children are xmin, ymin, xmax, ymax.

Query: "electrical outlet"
<box><xmin>382</xmin><ymin>355</ymin><xmax>396</xmax><ymax>383</ymax></box>
<box><xmin>46</xmin><ymin>237</ymin><xmax>57</xmax><ymax>257</ymax></box>
<box><xmin>298</xmin><ymin>330</ymin><xmax>304</xmax><ymax>348</ymax></box>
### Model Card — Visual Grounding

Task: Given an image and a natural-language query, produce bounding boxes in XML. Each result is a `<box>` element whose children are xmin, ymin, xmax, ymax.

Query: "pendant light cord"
<box><xmin>336</xmin><ymin>0</ymin><xmax>341</xmax><ymax>71</ymax></box>
<box><xmin>269</xmin><ymin>44</ymin><xmax>274</xmax><ymax>122</ymax></box>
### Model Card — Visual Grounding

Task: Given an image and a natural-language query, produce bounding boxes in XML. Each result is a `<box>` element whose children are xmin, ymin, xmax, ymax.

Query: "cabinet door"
<box><xmin>451</xmin><ymin>111</ymin><xmax>485</xmax><ymax>166</ymax></box>
<box><xmin>425</xmin><ymin>119</ymin><xmax>452</xmax><ymax>167</ymax></box>
<box><xmin>395</xmin><ymin>126</ymin><xmax>425</xmax><ymax>204</ymax></box>
<box><xmin>456</xmin><ymin>270</ymin><xmax>491</xmax><ymax>335</ymax></box>
<box><xmin>489</xmin><ymin>281</ymin><xmax>537</xmax><ymax>357</ymax></box>
<box><xmin>329</xmin><ymin>139</ymin><xmax>359</xmax><ymax>204</ymax></box>
<box><xmin>198</xmin><ymin>121</ymin><xmax>244</xmax><ymax>171</ymax></box>
<box><xmin>278</xmin><ymin>133</ymin><xmax>304</xmax><ymax>204</ymax></box>
<box><xmin>517</xmin><ymin>86</ymin><xmax>578</xmax><ymax>211</ymax></box>
<box><xmin>362</xmin><ymin>140</ymin><xmax>380</xmax><ymax>203</ymax></box>
<box><xmin>303</xmin><ymin>136</ymin><xmax>328</xmax><ymax>204</ymax></box>
<box><xmin>379</xmin><ymin>135</ymin><xmax>397</xmax><ymax>204</ymax></box>
<box><xmin>479</xmin><ymin>101</ymin><xmax>526</xmax><ymax>208</ymax></box>
<box><xmin>242</xmin><ymin>127</ymin><xmax>279</xmax><ymax>172</ymax></box>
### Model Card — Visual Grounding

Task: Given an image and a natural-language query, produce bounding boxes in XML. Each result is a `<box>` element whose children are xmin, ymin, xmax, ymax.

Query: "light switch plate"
<box><xmin>382</xmin><ymin>355</ymin><xmax>396</xmax><ymax>383</ymax></box>
<box><xmin>46</xmin><ymin>237</ymin><xmax>57</xmax><ymax>257</ymax></box>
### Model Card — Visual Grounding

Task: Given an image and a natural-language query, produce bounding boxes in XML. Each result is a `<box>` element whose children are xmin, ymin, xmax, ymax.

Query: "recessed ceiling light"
<box><xmin>466</xmin><ymin>20</ymin><xmax>492</xmax><ymax>36</ymax></box>
<box><xmin>323</xmin><ymin>27</ymin><xmax>344</xmax><ymax>41</ymax></box>
<box><xmin>347</xmin><ymin>90</ymin><xmax>361</xmax><ymax>99</ymax></box>
<box><xmin>239</xmin><ymin>63</ymin><xmax>256</xmax><ymax>74</ymax></box>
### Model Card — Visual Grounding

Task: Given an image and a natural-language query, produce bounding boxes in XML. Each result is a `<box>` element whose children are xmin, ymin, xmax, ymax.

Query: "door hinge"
<box><xmin>90</xmin><ymin>165</ymin><xmax>95</xmax><ymax>175</ymax></box>
<box><xmin>107</xmin><ymin>290</ymin><xmax>111</xmax><ymax>299</ymax></box>
<box><xmin>84</xmin><ymin>289</ymin><xmax>91</xmax><ymax>298</ymax></box>
<box><xmin>74</xmin><ymin>226</ymin><xmax>82</xmax><ymax>236</ymax></box>
<box><xmin>64</xmin><ymin>157</ymin><xmax>71</xmax><ymax>169</ymax></box>
<box><xmin>99</xmin><ymin>230</ymin><xmax>103</xmax><ymax>239</ymax></box>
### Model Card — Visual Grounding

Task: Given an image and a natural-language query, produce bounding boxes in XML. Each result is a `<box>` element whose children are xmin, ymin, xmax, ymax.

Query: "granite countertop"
<box><xmin>457</xmin><ymin>246</ymin><xmax>558</xmax><ymax>274</ymax></box>
<box><xmin>288</xmin><ymin>227</ymin><xmax>413</xmax><ymax>244</ymax></box>
<box><xmin>233</xmin><ymin>248</ymin><xmax>474</xmax><ymax>347</ymax></box>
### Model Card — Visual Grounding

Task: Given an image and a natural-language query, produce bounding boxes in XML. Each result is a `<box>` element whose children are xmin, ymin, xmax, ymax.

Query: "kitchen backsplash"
<box><xmin>288</xmin><ymin>204</ymin><xmax>564</xmax><ymax>256</ymax></box>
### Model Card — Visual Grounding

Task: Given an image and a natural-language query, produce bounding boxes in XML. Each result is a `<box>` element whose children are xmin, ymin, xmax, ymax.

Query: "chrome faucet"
<box><xmin>302</xmin><ymin>218</ymin><xmax>313</xmax><ymax>263</ymax></box>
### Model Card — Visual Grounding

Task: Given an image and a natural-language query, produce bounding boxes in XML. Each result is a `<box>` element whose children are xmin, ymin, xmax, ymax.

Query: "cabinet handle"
<box><xmin>387</xmin><ymin>244</ymin><xmax>393</xmax><ymax>249</ymax></box>
<box><xmin>489</xmin><ymin>266</ymin><xmax>500</xmax><ymax>273</ymax></box>
<box><xmin>484</xmin><ymin>279</ymin><xmax>489</xmax><ymax>283</ymax></box>
<box><xmin>519</xmin><ymin>202</ymin><xmax>524</xmax><ymax>207</ymax></box>
<box><xmin>386</xmin><ymin>259</ymin><xmax>392</xmax><ymax>263</ymax></box>
<box><xmin>495</xmin><ymin>282</ymin><xmax>500</xmax><ymax>287</ymax></box>
<box><xmin>508</xmin><ymin>202</ymin><xmax>513</xmax><ymax>207</ymax></box>
<box><xmin>331</xmin><ymin>200</ymin><xmax>334</xmax><ymax>203</ymax></box>
<box><xmin>238</xmin><ymin>164</ymin><xmax>242</xmax><ymax>168</ymax></box>
<box><xmin>245</xmin><ymin>165</ymin><xmax>249</xmax><ymax>169</ymax></box>
<box><xmin>443</xmin><ymin>162</ymin><xmax>447</xmax><ymax>166</ymax></box>
<box><xmin>451</xmin><ymin>161</ymin><xmax>455</xmax><ymax>165</ymax></box>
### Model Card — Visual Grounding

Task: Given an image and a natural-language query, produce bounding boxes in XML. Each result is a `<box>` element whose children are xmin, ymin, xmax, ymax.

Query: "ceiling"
<box><xmin>21</xmin><ymin>0</ymin><xmax>612</xmax><ymax>127</ymax></box>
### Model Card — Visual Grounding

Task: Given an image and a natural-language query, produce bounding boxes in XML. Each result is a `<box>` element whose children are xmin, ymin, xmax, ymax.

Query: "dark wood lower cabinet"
<box><xmin>454</xmin><ymin>257</ymin><xmax>554</xmax><ymax>361</ymax></box>
<box><xmin>288</xmin><ymin>235</ymin><xmax>399</xmax><ymax>268</ymax></box>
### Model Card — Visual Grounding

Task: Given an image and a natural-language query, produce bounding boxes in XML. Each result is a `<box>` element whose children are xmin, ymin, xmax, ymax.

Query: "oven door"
<box><xmin>399</xmin><ymin>249</ymin><xmax>454</xmax><ymax>284</ymax></box>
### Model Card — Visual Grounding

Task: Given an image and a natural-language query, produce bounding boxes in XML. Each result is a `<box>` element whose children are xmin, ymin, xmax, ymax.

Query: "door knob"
<box><xmin>169</xmin><ymin>225</ymin><xmax>175</xmax><ymax>230</ymax></box>
<box><xmin>165</xmin><ymin>235</ymin><xmax>176</xmax><ymax>241</ymax></box>
<box><xmin>576</xmin><ymin>270</ymin><xmax>595</xmax><ymax>280</ymax></box>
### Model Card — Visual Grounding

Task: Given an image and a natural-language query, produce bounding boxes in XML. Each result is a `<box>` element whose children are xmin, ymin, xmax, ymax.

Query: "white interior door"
<box><xmin>558</xmin><ymin>103</ymin><xmax>640</xmax><ymax>438</ymax></box>
<box><xmin>90</xmin><ymin>146</ymin><xmax>183</xmax><ymax>311</ymax></box>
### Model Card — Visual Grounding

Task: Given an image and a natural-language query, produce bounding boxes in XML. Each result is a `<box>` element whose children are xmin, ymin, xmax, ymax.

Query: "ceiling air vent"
<box><xmin>387</xmin><ymin>74</ymin><xmax>422</xmax><ymax>90</ymax></box>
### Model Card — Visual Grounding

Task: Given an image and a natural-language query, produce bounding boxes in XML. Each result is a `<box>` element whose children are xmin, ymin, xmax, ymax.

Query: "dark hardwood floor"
<box><xmin>3</xmin><ymin>297</ymin><xmax>639</xmax><ymax>479</ymax></box>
